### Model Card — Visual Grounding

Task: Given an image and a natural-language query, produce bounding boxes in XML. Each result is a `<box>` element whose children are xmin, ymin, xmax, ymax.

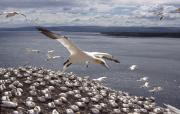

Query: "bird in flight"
<box><xmin>0</xmin><ymin>11</ymin><xmax>26</xmax><ymax>18</ymax></box>
<box><xmin>92</xmin><ymin>77</ymin><xmax>107</xmax><ymax>83</ymax></box>
<box><xmin>137</xmin><ymin>77</ymin><xmax>149</xmax><ymax>82</ymax></box>
<box><xmin>148</xmin><ymin>86</ymin><xmax>163</xmax><ymax>93</ymax></box>
<box><xmin>46</xmin><ymin>50</ymin><xmax>61</xmax><ymax>61</ymax></box>
<box><xmin>141</xmin><ymin>82</ymin><xmax>150</xmax><ymax>88</ymax></box>
<box><xmin>26</xmin><ymin>48</ymin><xmax>40</xmax><ymax>53</ymax></box>
<box><xmin>129</xmin><ymin>65</ymin><xmax>137</xmax><ymax>71</ymax></box>
<box><xmin>37</xmin><ymin>27</ymin><xmax>120</xmax><ymax>72</ymax></box>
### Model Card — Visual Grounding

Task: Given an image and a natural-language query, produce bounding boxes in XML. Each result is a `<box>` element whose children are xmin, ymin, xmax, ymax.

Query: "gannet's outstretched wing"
<box><xmin>90</xmin><ymin>52</ymin><xmax>120</xmax><ymax>63</ymax></box>
<box><xmin>18</xmin><ymin>13</ymin><xmax>27</xmax><ymax>18</ymax></box>
<box><xmin>37</xmin><ymin>27</ymin><xmax>81</xmax><ymax>55</ymax></box>
<box><xmin>164</xmin><ymin>104</ymin><xmax>180</xmax><ymax>114</ymax></box>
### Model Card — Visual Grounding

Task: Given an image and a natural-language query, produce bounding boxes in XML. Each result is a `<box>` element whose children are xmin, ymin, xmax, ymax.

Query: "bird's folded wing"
<box><xmin>92</xmin><ymin>52</ymin><xmax>120</xmax><ymax>63</ymax></box>
<box><xmin>37</xmin><ymin>27</ymin><xmax>81</xmax><ymax>55</ymax></box>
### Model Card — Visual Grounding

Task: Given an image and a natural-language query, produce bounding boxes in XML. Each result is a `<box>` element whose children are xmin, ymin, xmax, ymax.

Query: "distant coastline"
<box><xmin>101</xmin><ymin>32</ymin><xmax>180</xmax><ymax>38</ymax></box>
<box><xmin>0</xmin><ymin>26</ymin><xmax>180</xmax><ymax>38</ymax></box>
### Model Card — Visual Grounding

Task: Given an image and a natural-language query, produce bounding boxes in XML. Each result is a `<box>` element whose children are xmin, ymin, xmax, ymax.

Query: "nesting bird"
<box><xmin>37</xmin><ymin>27</ymin><xmax>120</xmax><ymax>72</ymax></box>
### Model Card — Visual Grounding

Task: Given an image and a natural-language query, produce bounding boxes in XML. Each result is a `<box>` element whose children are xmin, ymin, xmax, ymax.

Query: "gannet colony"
<box><xmin>0</xmin><ymin>66</ymin><xmax>175</xmax><ymax>114</ymax></box>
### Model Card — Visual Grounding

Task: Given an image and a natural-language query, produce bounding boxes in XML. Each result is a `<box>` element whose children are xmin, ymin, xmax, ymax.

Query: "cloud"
<box><xmin>0</xmin><ymin>0</ymin><xmax>180</xmax><ymax>27</ymax></box>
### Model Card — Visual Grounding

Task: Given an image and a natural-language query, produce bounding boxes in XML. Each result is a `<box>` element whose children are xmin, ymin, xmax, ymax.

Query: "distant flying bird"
<box><xmin>92</xmin><ymin>77</ymin><xmax>107</xmax><ymax>82</ymax></box>
<box><xmin>37</xmin><ymin>27</ymin><xmax>120</xmax><ymax>72</ymax></box>
<box><xmin>0</xmin><ymin>11</ymin><xmax>26</xmax><ymax>18</ymax></box>
<box><xmin>48</xmin><ymin>50</ymin><xmax>55</xmax><ymax>53</ymax></box>
<box><xmin>129</xmin><ymin>65</ymin><xmax>137</xmax><ymax>71</ymax></box>
<box><xmin>155</xmin><ymin>12</ymin><xmax>164</xmax><ymax>20</ymax></box>
<box><xmin>137</xmin><ymin>77</ymin><xmax>149</xmax><ymax>82</ymax></box>
<box><xmin>159</xmin><ymin>15</ymin><xmax>164</xmax><ymax>20</ymax></box>
<box><xmin>164</xmin><ymin>104</ymin><xmax>180</xmax><ymax>114</ymax></box>
<box><xmin>26</xmin><ymin>48</ymin><xmax>40</xmax><ymax>53</ymax></box>
<box><xmin>46</xmin><ymin>50</ymin><xmax>61</xmax><ymax>61</ymax></box>
<box><xmin>149</xmin><ymin>86</ymin><xmax>163</xmax><ymax>93</ymax></box>
<box><xmin>153</xmin><ymin>7</ymin><xmax>165</xmax><ymax>20</ymax></box>
<box><xmin>141</xmin><ymin>82</ymin><xmax>150</xmax><ymax>88</ymax></box>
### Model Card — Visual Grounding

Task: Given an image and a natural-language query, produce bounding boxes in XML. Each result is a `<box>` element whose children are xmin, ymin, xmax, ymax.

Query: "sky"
<box><xmin>0</xmin><ymin>0</ymin><xmax>180</xmax><ymax>27</ymax></box>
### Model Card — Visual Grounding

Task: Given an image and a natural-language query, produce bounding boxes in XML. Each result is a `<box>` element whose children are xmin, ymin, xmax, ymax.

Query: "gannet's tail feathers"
<box><xmin>164</xmin><ymin>104</ymin><xmax>180</xmax><ymax>114</ymax></box>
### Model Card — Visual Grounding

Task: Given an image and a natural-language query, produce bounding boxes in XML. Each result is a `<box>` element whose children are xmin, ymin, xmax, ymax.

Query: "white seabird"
<box><xmin>164</xmin><ymin>104</ymin><xmax>180</xmax><ymax>114</ymax></box>
<box><xmin>0</xmin><ymin>11</ymin><xmax>26</xmax><ymax>18</ymax></box>
<box><xmin>47</xmin><ymin>50</ymin><xmax>61</xmax><ymax>61</ymax></box>
<box><xmin>141</xmin><ymin>82</ymin><xmax>150</xmax><ymax>88</ymax></box>
<box><xmin>92</xmin><ymin>77</ymin><xmax>107</xmax><ymax>83</ymax></box>
<box><xmin>37</xmin><ymin>27</ymin><xmax>120</xmax><ymax>72</ymax></box>
<box><xmin>137</xmin><ymin>77</ymin><xmax>149</xmax><ymax>82</ymax></box>
<box><xmin>149</xmin><ymin>86</ymin><xmax>163</xmax><ymax>93</ymax></box>
<box><xmin>129</xmin><ymin>65</ymin><xmax>137</xmax><ymax>71</ymax></box>
<box><xmin>26</xmin><ymin>48</ymin><xmax>40</xmax><ymax>53</ymax></box>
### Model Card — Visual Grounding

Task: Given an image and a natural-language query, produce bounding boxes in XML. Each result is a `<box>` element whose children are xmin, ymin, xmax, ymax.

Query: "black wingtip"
<box><xmin>114</xmin><ymin>59</ymin><xmax>120</xmax><ymax>63</ymax></box>
<box><xmin>36</xmin><ymin>27</ymin><xmax>58</xmax><ymax>39</ymax></box>
<box><xmin>36</xmin><ymin>27</ymin><xmax>48</xmax><ymax>32</ymax></box>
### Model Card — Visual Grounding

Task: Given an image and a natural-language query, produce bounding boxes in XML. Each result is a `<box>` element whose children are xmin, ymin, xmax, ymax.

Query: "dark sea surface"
<box><xmin>0</xmin><ymin>31</ymin><xmax>180</xmax><ymax>108</ymax></box>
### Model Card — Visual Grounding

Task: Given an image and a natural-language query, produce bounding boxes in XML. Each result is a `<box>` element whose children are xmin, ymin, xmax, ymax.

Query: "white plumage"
<box><xmin>92</xmin><ymin>77</ymin><xmax>107</xmax><ymax>82</ymax></box>
<box><xmin>47</xmin><ymin>50</ymin><xmax>61</xmax><ymax>60</ymax></box>
<box><xmin>137</xmin><ymin>77</ymin><xmax>149</xmax><ymax>82</ymax></box>
<box><xmin>37</xmin><ymin>27</ymin><xmax>120</xmax><ymax>72</ymax></box>
<box><xmin>141</xmin><ymin>82</ymin><xmax>150</xmax><ymax>88</ymax></box>
<box><xmin>129</xmin><ymin>65</ymin><xmax>137</xmax><ymax>71</ymax></box>
<box><xmin>149</xmin><ymin>86</ymin><xmax>163</xmax><ymax>93</ymax></box>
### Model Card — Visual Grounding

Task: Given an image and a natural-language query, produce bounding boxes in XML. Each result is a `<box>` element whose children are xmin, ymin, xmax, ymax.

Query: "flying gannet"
<box><xmin>141</xmin><ymin>82</ymin><xmax>150</xmax><ymax>88</ymax></box>
<box><xmin>0</xmin><ymin>11</ymin><xmax>26</xmax><ymax>18</ymax></box>
<box><xmin>47</xmin><ymin>50</ymin><xmax>61</xmax><ymax>61</ymax></box>
<box><xmin>37</xmin><ymin>27</ymin><xmax>120</xmax><ymax>72</ymax></box>
<box><xmin>26</xmin><ymin>48</ymin><xmax>40</xmax><ymax>53</ymax></box>
<box><xmin>92</xmin><ymin>77</ymin><xmax>107</xmax><ymax>83</ymax></box>
<box><xmin>137</xmin><ymin>77</ymin><xmax>149</xmax><ymax>82</ymax></box>
<box><xmin>149</xmin><ymin>86</ymin><xmax>163</xmax><ymax>93</ymax></box>
<box><xmin>129</xmin><ymin>65</ymin><xmax>137</xmax><ymax>71</ymax></box>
